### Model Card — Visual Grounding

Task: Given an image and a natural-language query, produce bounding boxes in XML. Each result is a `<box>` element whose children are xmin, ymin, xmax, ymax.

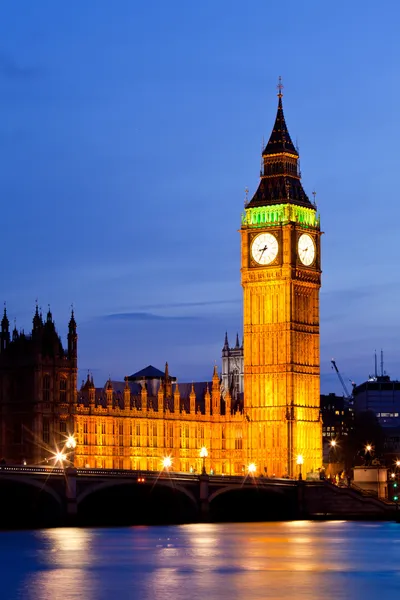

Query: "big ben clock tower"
<box><xmin>241</xmin><ymin>81</ymin><xmax>322</xmax><ymax>478</ymax></box>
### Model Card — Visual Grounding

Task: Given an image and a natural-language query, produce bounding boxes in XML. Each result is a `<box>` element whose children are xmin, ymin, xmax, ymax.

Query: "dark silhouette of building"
<box><xmin>0</xmin><ymin>305</ymin><xmax>77</xmax><ymax>464</ymax></box>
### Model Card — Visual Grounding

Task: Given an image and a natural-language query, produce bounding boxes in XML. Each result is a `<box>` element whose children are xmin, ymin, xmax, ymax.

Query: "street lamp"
<box><xmin>65</xmin><ymin>435</ymin><xmax>77</xmax><ymax>466</ymax></box>
<box><xmin>297</xmin><ymin>454</ymin><xmax>304</xmax><ymax>481</ymax></box>
<box><xmin>66</xmin><ymin>435</ymin><xmax>76</xmax><ymax>450</ymax></box>
<box><xmin>55</xmin><ymin>451</ymin><xmax>67</xmax><ymax>466</ymax></box>
<box><xmin>248</xmin><ymin>463</ymin><xmax>256</xmax><ymax>475</ymax></box>
<box><xmin>162</xmin><ymin>456</ymin><xmax>172</xmax><ymax>470</ymax></box>
<box><xmin>200</xmin><ymin>447</ymin><xmax>208</xmax><ymax>475</ymax></box>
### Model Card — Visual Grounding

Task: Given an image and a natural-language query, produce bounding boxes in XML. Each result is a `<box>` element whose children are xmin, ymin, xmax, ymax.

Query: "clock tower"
<box><xmin>241</xmin><ymin>82</ymin><xmax>322</xmax><ymax>478</ymax></box>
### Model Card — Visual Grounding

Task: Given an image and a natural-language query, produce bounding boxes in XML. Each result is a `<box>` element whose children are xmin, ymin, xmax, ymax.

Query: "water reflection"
<box><xmin>0</xmin><ymin>522</ymin><xmax>400</xmax><ymax>600</ymax></box>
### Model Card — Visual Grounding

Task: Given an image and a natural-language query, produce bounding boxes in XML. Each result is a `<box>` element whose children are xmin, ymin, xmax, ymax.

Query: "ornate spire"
<box><xmin>247</xmin><ymin>79</ymin><xmax>312</xmax><ymax>209</ymax></box>
<box><xmin>69</xmin><ymin>307</ymin><xmax>76</xmax><ymax>330</ymax></box>
<box><xmin>235</xmin><ymin>333</ymin><xmax>240</xmax><ymax>348</ymax></box>
<box><xmin>46</xmin><ymin>305</ymin><xmax>53</xmax><ymax>323</ymax></box>
<box><xmin>262</xmin><ymin>77</ymin><xmax>298</xmax><ymax>157</ymax></box>
<box><xmin>223</xmin><ymin>331</ymin><xmax>229</xmax><ymax>350</ymax></box>
<box><xmin>33</xmin><ymin>303</ymin><xmax>42</xmax><ymax>330</ymax></box>
<box><xmin>1</xmin><ymin>305</ymin><xmax>9</xmax><ymax>331</ymax></box>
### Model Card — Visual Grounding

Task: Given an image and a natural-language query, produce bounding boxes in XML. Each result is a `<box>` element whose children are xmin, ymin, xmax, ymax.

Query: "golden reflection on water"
<box><xmin>7</xmin><ymin>522</ymin><xmax>400</xmax><ymax>600</ymax></box>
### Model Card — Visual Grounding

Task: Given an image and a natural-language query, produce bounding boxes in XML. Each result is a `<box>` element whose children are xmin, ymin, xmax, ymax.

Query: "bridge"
<box><xmin>0</xmin><ymin>465</ymin><xmax>395</xmax><ymax>528</ymax></box>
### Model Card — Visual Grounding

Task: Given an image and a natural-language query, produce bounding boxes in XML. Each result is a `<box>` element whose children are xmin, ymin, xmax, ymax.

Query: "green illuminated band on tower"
<box><xmin>242</xmin><ymin>203</ymin><xmax>319</xmax><ymax>228</ymax></box>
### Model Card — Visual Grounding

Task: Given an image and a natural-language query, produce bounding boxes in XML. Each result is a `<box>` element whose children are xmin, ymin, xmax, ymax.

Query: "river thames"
<box><xmin>0</xmin><ymin>521</ymin><xmax>399</xmax><ymax>599</ymax></box>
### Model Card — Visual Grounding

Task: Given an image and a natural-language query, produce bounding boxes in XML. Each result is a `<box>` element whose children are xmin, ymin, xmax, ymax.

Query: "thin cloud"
<box><xmin>101</xmin><ymin>312</ymin><xmax>201</xmax><ymax>322</ymax></box>
<box><xmin>136</xmin><ymin>299</ymin><xmax>241</xmax><ymax>310</ymax></box>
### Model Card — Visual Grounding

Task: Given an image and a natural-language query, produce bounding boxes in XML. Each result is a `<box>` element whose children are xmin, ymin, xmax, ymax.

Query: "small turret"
<box><xmin>88</xmin><ymin>374</ymin><xmax>95</xmax><ymax>407</ymax></box>
<box><xmin>68</xmin><ymin>308</ymin><xmax>77</xmax><ymax>362</ymax></box>
<box><xmin>0</xmin><ymin>305</ymin><xmax>10</xmax><ymax>352</ymax></box>
<box><xmin>157</xmin><ymin>378</ymin><xmax>164</xmax><ymax>411</ymax></box>
<box><xmin>165</xmin><ymin>362</ymin><xmax>172</xmax><ymax>397</ymax></box>
<box><xmin>173</xmin><ymin>381</ymin><xmax>180</xmax><ymax>413</ymax></box>
<box><xmin>106</xmin><ymin>378</ymin><xmax>113</xmax><ymax>408</ymax></box>
<box><xmin>222</xmin><ymin>332</ymin><xmax>229</xmax><ymax>356</ymax></box>
<box><xmin>235</xmin><ymin>333</ymin><xmax>240</xmax><ymax>349</ymax></box>
<box><xmin>212</xmin><ymin>365</ymin><xmax>220</xmax><ymax>415</ymax></box>
<box><xmin>141</xmin><ymin>383</ymin><xmax>148</xmax><ymax>412</ymax></box>
<box><xmin>46</xmin><ymin>306</ymin><xmax>53</xmax><ymax>324</ymax></box>
<box><xmin>204</xmin><ymin>383</ymin><xmax>210</xmax><ymax>416</ymax></box>
<box><xmin>225</xmin><ymin>388</ymin><xmax>231</xmax><ymax>416</ymax></box>
<box><xmin>12</xmin><ymin>320</ymin><xmax>18</xmax><ymax>342</ymax></box>
<box><xmin>189</xmin><ymin>382</ymin><xmax>196</xmax><ymax>415</ymax></box>
<box><xmin>32</xmin><ymin>303</ymin><xmax>42</xmax><ymax>332</ymax></box>
<box><xmin>123</xmin><ymin>377</ymin><xmax>131</xmax><ymax>409</ymax></box>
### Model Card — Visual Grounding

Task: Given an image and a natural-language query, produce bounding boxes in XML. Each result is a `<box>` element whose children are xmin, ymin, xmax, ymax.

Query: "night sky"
<box><xmin>1</xmin><ymin>1</ymin><xmax>399</xmax><ymax>393</ymax></box>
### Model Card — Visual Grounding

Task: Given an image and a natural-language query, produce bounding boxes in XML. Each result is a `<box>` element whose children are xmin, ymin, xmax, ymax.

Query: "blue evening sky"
<box><xmin>1</xmin><ymin>0</ymin><xmax>399</xmax><ymax>393</ymax></box>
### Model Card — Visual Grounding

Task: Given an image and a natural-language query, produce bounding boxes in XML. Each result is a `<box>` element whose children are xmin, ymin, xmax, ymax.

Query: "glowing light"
<box><xmin>391</xmin><ymin>472</ymin><xmax>396</xmax><ymax>478</ymax></box>
<box><xmin>55</xmin><ymin>451</ymin><xmax>66</xmax><ymax>464</ymax></box>
<box><xmin>248</xmin><ymin>463</ymin><xmax>257</xmax><ymax>474</ymax></box>
<box><xmin>200</xmin><ymin>447</ymin><xmax>208</xmax><ymax>458</ymax></box>
<box><xmin>66</xmin><ymin>435</ymin><xmax>77</xmax><ymax>449</ymax></box>
<box><xmin>296</xmin><ymin>455</ymin><xmax>304</xmax><ymax>465</ymax></box>
<box><xmin>396</xmin><ymin>460</ymin><xmax>400</xmax><ymax>468</ymax></box>
<box><xmin>162</xmin><ymin>456</ymin><xmax>172</xmax><ymax>469</ymax></box>
<box><xmin>365</xmin><ymin>444</ymin><xmax>372</xmax><ymax>453</ymax></box>
<box><xmin>330</xmin><ymin>440</ymin><xmax>337</xmax><ymax>447</ymax></box>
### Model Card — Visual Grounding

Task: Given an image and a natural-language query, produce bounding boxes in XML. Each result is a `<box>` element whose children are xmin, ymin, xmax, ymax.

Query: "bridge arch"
<box><xmin>0</xmin><ymin>474</ymin><xmax>63</xmax><ymax>528</ymax></box>
<box><xmin>77</xmin><ymin>478</ymin><xmax>198</xmax><ymax>526</ymax></box>
<box><xmin>208</xmin><ymin>484</ymin><xmax>295</xmax><ymax>521</ymax></box>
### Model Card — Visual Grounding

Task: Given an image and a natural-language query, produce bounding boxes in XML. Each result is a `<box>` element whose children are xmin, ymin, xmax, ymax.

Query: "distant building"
<box><xmin>353</xmin><ymin>376</ymin><xmax>400</xmax><ymax>428</ymax></box>
<box><xmin>320</xmin><ymin>393</ymin><xmax>353</xmax><ymax>441</ymax></box>
<box><xmin>221</xmin><ymin>332</ymin><xmax>244</xmax><ymax>403</ymax></box>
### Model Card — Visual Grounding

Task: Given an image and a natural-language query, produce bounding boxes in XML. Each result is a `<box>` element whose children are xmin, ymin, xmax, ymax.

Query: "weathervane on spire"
<box><xmin>244</xmin><ymin>187</ymin><xmax>249</xmax><ymax>207</ymax></box>
<box><xmin>277</xmin><ymin>76</ymin><xmax>284</xmax><ymax>98</ymax></box>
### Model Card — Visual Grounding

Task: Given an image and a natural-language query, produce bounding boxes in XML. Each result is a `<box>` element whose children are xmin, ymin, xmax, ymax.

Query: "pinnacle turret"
<box><xmin>1</xmin><ymin>306</ymin><xmax>9</xmax><ymax>331</ymax></box>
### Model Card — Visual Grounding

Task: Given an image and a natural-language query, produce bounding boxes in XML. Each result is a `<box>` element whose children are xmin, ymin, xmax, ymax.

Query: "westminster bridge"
<box><xmin>0</xmin><ymin>465</ymin><xmax>395</xmax><ymax>528</ymax></box>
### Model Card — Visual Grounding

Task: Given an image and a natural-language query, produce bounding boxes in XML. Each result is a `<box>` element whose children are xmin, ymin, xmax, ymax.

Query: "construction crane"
<box><xmin>331</xmin><ymin>358</ymin><xmax>353</xmax><ymax>400</ymax></box>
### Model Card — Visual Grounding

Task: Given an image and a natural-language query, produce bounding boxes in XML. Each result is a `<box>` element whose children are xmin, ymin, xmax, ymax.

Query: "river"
<box><xmin>0</xmin><ymin>522</ymin><xmax>399</xmax><ymax>599</ymax></box>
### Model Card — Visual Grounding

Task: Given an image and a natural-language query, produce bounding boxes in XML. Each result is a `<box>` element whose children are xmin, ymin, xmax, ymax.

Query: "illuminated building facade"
<box><xmin>240</xmin><ymin>83</ymin><xmax>322</xmax><ymax>477</ymax></box>
<box><xmin>73</xmin><ymin>364</ymin><xmax>246</xmax><ymax>474</ymax></box>
<box><xmin>0</xmin><ymin>85</ymin><xmax>323</xmax><ymax>477</ymax></box>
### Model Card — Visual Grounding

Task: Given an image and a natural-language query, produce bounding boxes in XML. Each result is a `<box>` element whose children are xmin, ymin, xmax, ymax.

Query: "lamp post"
<box><xmin>162</xmin><ymin>456</ymin><xmax>172</xmax><ymax>471</ymax></box>
<box><xmin>297</xmin><ymin>454</ymin><xmax>304</xmax><ymax>481</ymax></box>
<box><xmin>248</xmin><ymin>463</ymin><xmax>256</xmax><ymax>476</ymax></box>
<box><xmin>66</xmin><ymin>435</ymin><xmax>77</xmax><ymax>466</ymax></box>
<box><xmin>200</xmin><ymin>447</ymin><xmax>208</xmax><ymax>475</ymax></box>
<box><xmin>55</xmin><ymin>451</ymin><xmax>67</xmax><ymax>467</ymax></box>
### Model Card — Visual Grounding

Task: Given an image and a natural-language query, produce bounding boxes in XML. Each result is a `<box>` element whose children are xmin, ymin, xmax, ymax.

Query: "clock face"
<box><xmin>297</xmin><ymin>233</ymin><xmax>315</xmax><ymax>266</ymax></box>
<box><xmin>251</xmin><ymin>233</ymin><xmax>279</xmax><ymax>265</ymax></box>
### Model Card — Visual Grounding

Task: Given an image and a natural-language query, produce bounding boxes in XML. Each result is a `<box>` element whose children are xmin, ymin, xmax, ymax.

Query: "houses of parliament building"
<box><xmin>0</xmin><ymin>86</ymin><xmax>322</xmax><ymax>478</ymax></box>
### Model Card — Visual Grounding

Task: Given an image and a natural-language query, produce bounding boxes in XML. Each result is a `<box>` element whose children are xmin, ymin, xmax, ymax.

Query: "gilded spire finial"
<box><xmin>277</xmin><ymin>75</ymin><xmax>283</xmax><ymax>98</ymax></box>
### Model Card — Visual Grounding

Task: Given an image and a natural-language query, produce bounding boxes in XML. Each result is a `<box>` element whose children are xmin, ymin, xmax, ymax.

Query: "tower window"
<box><xmin>43</xmin><ymin>375</ymin><xmax>50</xmax><ymax>403</ymax></box>
<box><xmin>235</xmin><ymin>428</ymin><xmax>243</xmax><ymax>450</ymax></box>
<box><xmin>59</xmin><ymin>378</ymin><xmax>67</xmax><ymax>403</ymax></box>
